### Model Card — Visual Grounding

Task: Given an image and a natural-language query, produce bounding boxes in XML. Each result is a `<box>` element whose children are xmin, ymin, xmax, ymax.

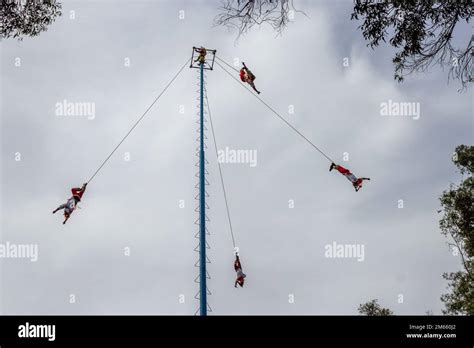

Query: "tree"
<box><xmin>439</xmin><ymin>145</ymin><xmax>474</xmax><ymax>315</ymax></box>
<box><xmin>214</xmin><ymin>0</ymin><xmax>305</xmax><ymax>40</ymax></box>
<box><xmin>1</xmin><ymin>0</ymin><xmax>62</xmax><ymax>40</ymax></box>
<box><xmin>358</xmin><ymin>299</ymin><xmax>393</xmax><ymax>316</ymax></box>
<box><xmin>351</xmin><ymin>0</ymin><xmax>473</xmax><ymax>90</ymax></box>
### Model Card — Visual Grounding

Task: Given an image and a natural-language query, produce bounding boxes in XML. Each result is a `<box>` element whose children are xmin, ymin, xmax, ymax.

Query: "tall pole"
<box><xmin>199</xmin><ymin>62</ymin><xmax>207</xmax><ymax>316</ymax></box>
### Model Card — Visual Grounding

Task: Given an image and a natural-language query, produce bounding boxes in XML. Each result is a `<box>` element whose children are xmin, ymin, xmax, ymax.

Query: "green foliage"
<box><xmin>439</xmin><ymin>145</ymin><xmax>473</xmax><ymax>315</ymax></box>
<box><xmin>351</xmin><ymin>0</ymin><xmax>473</xmax><ymax>89</ymax></box>
<box><xmin>358</xmin><ymin>299</ymin><xmax>393</xmax><ymax>316</ymax></box>
<box><xmin>452</xmin><ymin>144</ymin><xmax>474</xmax><ymax>175</ymax></box>
<box><xmin>441</xmin><ymin>266</ymin><xmax>474</xmax><ymax>315</ymax></box>
<box><xmin>1</xmin><ymin>0</ymin><xmax>62</xmax><ymax>40</ymax></box>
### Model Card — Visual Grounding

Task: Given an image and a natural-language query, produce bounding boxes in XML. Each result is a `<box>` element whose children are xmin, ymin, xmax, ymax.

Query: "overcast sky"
<box><xmin>1</xmin><ymin>0</ymin><xmax>473</xmax><ymax>315</ymax></box>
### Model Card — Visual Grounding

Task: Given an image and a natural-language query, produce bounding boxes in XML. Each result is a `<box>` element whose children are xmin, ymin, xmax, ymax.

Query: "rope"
<box><xmin>204</xmin><ymin>86</ymin><xmax>237</xmax><ymax>249</ymax></box>
<box><xmin>87</xmin><ymin>58</ymin><xmax>191</xmax><ymax>184</ymax></box>
<box><xmin>215</xmin><ymin>56</ymin><xmax>240</xmax><ymax>73</ymax></box>
<box><xmin>214</xmin><ymin>58</ymin><xmax>335</xmax><ymax>164</ymax></box>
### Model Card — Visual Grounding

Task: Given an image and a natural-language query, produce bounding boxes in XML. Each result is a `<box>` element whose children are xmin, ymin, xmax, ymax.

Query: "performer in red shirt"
<box><xmin>239</xmin><ymin>62</ymin><xmax>261</xmax><ymax>94</ymax></box>
<box><xmin>330</xmin><ymin>163</ymin><xmax>370</xmax><ymax>192</ymax></box>
<box><xmin>234</xmin><ymin>254</ymin><xmax>247</xmax><ymax>288</ymax></box>
<box><xmin>53</xmin><ymin>183</ymin><xmax>88</xmax><ymax>224</ymax></box>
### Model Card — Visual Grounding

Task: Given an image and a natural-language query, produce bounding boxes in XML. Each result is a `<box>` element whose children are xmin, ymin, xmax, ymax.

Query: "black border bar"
<box><xmin>0</xmin><ymin>315</ymin><xmax>472</xmax><ymax>345</ymax></box>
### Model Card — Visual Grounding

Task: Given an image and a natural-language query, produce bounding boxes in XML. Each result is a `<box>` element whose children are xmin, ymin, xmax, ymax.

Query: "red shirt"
<box><xmin>240</xmin><ymin>69</ymin><xmax>246</xmax><ymax>82</ymax></box>
<box><xmin>71</xmin><ymin>187</ymin><xmax>85</xmax><ymax>200</ymax></box>
<box><xmin>336</xmin><ymin>165</ymin><xmax>350</xmax><ymax>175</ymax></box>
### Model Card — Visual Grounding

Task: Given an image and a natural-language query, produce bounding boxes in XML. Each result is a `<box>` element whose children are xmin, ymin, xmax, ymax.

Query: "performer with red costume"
<box><xmin>53</xmin><ymin>183</ymin><xmax>87</xmax><ymax>224</ymax></box>
<box><xmin>239</xmin><ymin>62</ymin><xmax>260</xmax><ymax>94</ymax></box>
<box><xmin>330</xmin><ymin>163</ymin><xmax>370</xmax><ymax>192</ymax></box>
<box><xmin>234</xmin><ymin>254</ymin><xmax>247</xmax><ymax>288</ymax></box>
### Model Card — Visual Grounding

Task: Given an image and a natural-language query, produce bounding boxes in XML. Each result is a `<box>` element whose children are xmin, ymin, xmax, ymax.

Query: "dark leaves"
<box><xmin>358</xmin><ymin>299</ymin><xmax>394</xmax><ymax>316</ymax></box>
<box><xmin>351</xmin><ymin>0</ymin><xmax>473</xmax><ymax>90</ymax></box>
<box><xmin>438</xmin><ymin>145</ymin><xmax>474</xmax><ymax>315</ymax></box>
<box><xmin>1</xmin><ymin>0</ymin><xmax>62</xmax><ymax>40</ymax></box>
